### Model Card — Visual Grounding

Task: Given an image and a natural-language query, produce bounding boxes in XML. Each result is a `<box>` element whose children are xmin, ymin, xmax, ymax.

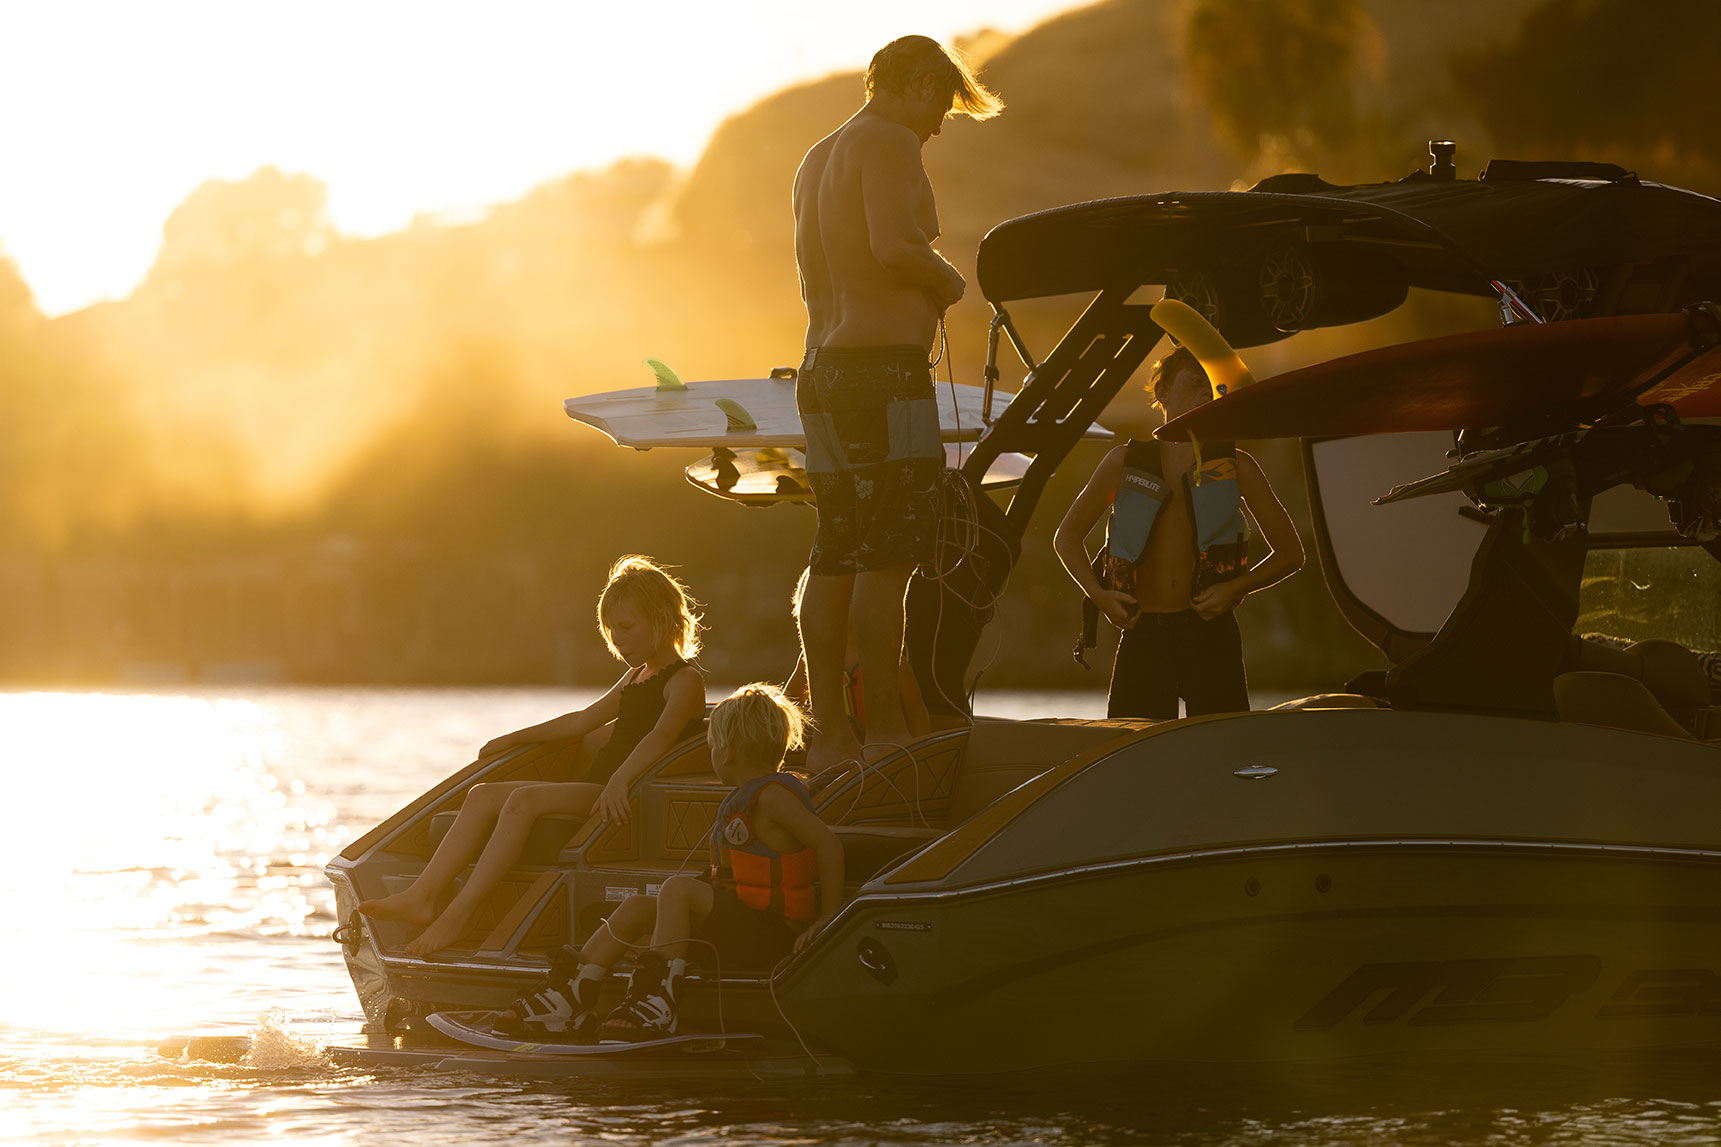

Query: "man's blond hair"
<box><xmin>866</xmin><ymin>35</ymin><xmax>1003</xmax><ymax>120</ymax></box>
<box><xmin>597</xmin><ymin>555</ymin><xmax>702</xmax><ymax>662</ymax></box>
<box><xmin>710</xmin><ymin>683</ymin><xmax>808</xmax><ymax>769</ymax></box>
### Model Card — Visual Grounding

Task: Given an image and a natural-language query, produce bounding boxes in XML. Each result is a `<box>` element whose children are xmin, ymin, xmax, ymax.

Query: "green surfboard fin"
<box><xmin>645</xmin><ymin>357</ymin><xmax>686</xmax><ymax>391</ymax></box>
<box><xmin>714</xmin><ymin>397</ymin><xmax>757</xmax><ymax>433</ymax></box>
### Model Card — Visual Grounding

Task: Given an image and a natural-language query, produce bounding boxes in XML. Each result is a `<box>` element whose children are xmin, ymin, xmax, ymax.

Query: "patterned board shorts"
<box><xmin>796</xmin><ymin>345</ymin><xmax>944</xmax><ymax>576</ymax></box>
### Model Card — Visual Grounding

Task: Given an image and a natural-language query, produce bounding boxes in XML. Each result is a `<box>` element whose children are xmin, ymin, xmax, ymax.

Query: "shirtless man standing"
<box><xmin>792</xmin><ymin>36</ymin><xmax>1001</xmax><ymax>772</ymax></box>
<box><xmin>1055</xmin><ymin>348</ymin><xmax>1305</xmax><ymax>719</ymax></box>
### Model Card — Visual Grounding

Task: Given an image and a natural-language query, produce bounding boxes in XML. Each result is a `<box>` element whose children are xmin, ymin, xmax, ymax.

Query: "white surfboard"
<box><xmin>563</xmin><ymin>374</ymin><xmax>1008</xmax><ymax>450</ymax></box>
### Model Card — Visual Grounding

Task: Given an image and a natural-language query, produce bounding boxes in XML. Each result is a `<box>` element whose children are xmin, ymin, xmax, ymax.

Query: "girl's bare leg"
<box><xmin>405</xmin><ymin>781</ymin><xmax>600</xmax><ymax>955</ymax></box>
<box><xmin>649</xmin><ymin>874</ymin><xmax>715</xmax><ymax>961</ymax></box>
<box><xmin>358</xmin><ymin>780</ymin><xmax>541</xmax><ymax>925</ymax></box>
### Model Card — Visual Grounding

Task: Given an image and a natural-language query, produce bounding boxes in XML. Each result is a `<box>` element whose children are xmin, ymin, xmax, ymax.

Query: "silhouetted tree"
<box><xmin>149</xmin><ymin>165</ymin><xmax>335</xmax><ymax>283</ymax></box>
<box><xmin>1184</xmin><ymin>0</ymin><xmax>1370</xmax><ymax>162</ymax></box>
<box><xmin>1450</xmin><ymin>0</ymin><xmax>1721</xmax><ymax>181</ymax></box>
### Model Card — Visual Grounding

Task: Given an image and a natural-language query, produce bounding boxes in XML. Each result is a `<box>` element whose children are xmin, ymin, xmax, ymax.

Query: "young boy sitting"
<box><xmin>502</xmin><ymin>682</ymin><xmax>845</xmax><ymax>1040</ymax></box>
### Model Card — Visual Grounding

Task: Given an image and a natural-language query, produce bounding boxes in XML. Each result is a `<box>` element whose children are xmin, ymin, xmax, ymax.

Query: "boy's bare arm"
<box><xmin>759</xmin><ymin>786</ymin><xmax>846</xmax><ymax>948</ymax></box>
<box><xmin>1054</xmin><ymin>446</ymin><xmax>1138</xmax><ymax>629</ymax></box>
<box><xmin>1192</xmin><ymin>449</ymin><xmax>1306</xmax><ymax>618</ymax></box>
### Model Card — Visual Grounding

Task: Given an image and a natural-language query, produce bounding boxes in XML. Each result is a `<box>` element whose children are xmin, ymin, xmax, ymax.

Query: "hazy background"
<box><xmin>3</xmin><ymin>0</ymin><xmax>1717</xmax><ymax>690</ymax></box>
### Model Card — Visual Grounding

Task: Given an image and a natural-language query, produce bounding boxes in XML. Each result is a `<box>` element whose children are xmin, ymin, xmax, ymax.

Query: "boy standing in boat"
<box><xmin>792</xmin><ymin>35</ymin><xmax>1002</xmax><ymax>772</ymax></box>
<box><xmin>1055</xmin><ymin>347</ymin><xmax>1305</xmax><ymax>719</ymax></box>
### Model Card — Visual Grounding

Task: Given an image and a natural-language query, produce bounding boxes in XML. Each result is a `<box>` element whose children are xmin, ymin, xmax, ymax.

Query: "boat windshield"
<box><xmin>1578</xmin><ymin>547</ymin><xmax>1721</xmax><ymax>651</ymax></box>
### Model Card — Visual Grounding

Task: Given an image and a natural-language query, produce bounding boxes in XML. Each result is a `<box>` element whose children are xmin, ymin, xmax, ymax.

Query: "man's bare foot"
<box><xmin>805</xmin><ymin>732</ymin><xmax>866</xmax><ymax>776</ymax></box>
<box><xmin>403</xmin><ymin>909</ymin><xmax>472</xmax><ymax>956</ymax></box>
<box><xmin>862</xmin><ymin>717</ymin><xmax>914</xmax><ymax>753</ymax></box>
<box><xmin>357</xmin><ymin>889</ymin><xmax>436</xmax><ymax>927</ymax></box>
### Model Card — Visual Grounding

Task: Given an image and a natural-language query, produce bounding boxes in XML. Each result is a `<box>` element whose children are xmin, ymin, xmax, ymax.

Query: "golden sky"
<box><xmin>0</xmin><ymin>0</ymin><xmax>1078</xmax><ymax>317</ymax></box>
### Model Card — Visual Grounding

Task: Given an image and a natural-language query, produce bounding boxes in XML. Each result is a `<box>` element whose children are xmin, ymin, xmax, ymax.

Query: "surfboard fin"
<box><xmin>1150</xmin><ymin>298</ymin><xmax>1256</xmax><ymax>400</ymax></box>
<box><xmin>645</xmin><ymin>357</ymin><xmax>686</xmax><ymax>391</ymax></box>
<box><xmin>715</xmin><ymin>397</ymin><xmax>756</xmax><ymax>433</ymax></box>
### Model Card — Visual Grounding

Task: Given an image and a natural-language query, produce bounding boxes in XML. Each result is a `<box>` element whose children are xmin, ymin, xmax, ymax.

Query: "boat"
<box><xmin>326</xmin><ymin>146</ymin><xmax>1721</xmax><ymax>1074</ymax></box>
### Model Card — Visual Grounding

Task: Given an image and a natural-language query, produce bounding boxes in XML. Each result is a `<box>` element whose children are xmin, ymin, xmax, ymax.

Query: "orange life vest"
<box><xmin>710</xmin><ymin>774</ymin><xmax>819</xmax><ymax>925</ymax></box>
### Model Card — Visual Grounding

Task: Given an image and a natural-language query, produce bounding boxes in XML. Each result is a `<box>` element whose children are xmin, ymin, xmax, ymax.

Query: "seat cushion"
<box><xmin>1554</xmin><ymin>671</ymin><xmax>1694</xmax><ymax>740</ymax></box>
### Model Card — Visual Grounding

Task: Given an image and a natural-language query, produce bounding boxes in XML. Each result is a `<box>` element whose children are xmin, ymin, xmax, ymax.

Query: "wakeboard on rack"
<box><xmin>426</xmin><ymin>1010</ymin><xmax>765</xmax><ymax>1057</ymax></box>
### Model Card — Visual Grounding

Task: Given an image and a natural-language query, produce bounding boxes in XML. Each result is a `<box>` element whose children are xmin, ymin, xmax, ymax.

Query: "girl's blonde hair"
<box><xmin>709</xmin><ymin>682</ymin><xmax>808</xmax><ymax>769</ymax></box>
<box><xmin>597</xmin><ymin>555</ymin><xmax>702</xmax><ymax>662</ymax></box>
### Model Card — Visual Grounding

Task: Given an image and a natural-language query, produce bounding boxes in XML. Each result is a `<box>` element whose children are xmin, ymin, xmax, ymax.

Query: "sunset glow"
<box><xmin>0</xmin><ymin>0</ymin><xmax>1076</xmax><ymax>316</ymax></box>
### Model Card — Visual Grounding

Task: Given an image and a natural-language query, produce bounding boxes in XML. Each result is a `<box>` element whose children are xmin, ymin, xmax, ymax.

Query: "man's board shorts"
<box><xmin>693</xmin><ymin>884</ymin><xmax>800</xmax><ymax>970</ymax></box>
<box><xmin>797</xmin><ymin>345</ymin><xmax>943</xmax><ymax>577</ymax></box>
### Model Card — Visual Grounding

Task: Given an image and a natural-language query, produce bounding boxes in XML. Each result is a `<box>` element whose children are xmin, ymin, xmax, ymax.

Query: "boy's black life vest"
<box><xmin>1074</xmin><ymin>438</ymin><xmax>1251</xmax><ymax>666</ymax></box>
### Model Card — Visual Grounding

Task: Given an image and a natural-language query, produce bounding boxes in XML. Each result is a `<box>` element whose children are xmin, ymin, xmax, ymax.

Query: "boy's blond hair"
<box><xmin>866</xmin><ymin>35</ymin><xmax>1004</xmax><ymax>121</ymax></box>
<box><xmin>597</xmin><ymin>555</ymin><xmax>702</xmax><ymax>662</ymax></box>
<box><xmin>710</xmin><ymin>683</ymin><xmax>808</xmax><ymax>770</ymax></box>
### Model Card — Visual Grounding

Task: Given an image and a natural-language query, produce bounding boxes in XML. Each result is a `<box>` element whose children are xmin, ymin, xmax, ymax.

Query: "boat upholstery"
<box><xmin>1569</xmin><ymin>636</ymin><xmax>1713</xmax><ymax>735</ymax></box>
<box><xmin>827</xmin><ymin>719</ymin><xmax>1147</xmax><ymax>881</ymax></box>
<box><xmin>1554</xmin><ymin>671</ymin><xmax>1695</xmax><ymax>740</ymax></box>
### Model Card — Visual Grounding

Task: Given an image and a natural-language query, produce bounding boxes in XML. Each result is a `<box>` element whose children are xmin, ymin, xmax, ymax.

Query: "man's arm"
<box><xmin>1190</xmin><ymin>448</ymin><xmax>1306</xmax><ymax>619</ymax></box>
<box><xmin>859</xmin><ymin>124</ymin><xmax>964</xmax><ymax>308</ymax></box>
<box><xmin>1054</xmin><ymin>446</ymin><xmax>1138</xmax><ymax>629</ymax></box>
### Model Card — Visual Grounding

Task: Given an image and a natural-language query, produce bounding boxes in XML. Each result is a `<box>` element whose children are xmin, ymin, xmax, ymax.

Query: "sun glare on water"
<box><xmin>0</xmin><ymin>693</ymin><xmax>348</xmax><ymax>1041</ymax></box>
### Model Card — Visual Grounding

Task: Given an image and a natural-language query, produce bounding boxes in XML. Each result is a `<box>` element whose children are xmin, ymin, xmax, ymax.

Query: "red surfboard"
<box><xmin>1157</xmin><ymin>313</ymin><xmax>1720</xmax><ymax>442</ymax></box>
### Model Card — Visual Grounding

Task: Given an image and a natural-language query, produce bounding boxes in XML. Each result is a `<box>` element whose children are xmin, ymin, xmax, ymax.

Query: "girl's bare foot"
<box><xmin>403</xmin><ymin>908</ymin><xmax>472</xmax><ymax>956</ymax></box>
<box><xmin>357</xmin><ymin>889</ymin><xmax>437</xmax><ymax>927</ymax></box>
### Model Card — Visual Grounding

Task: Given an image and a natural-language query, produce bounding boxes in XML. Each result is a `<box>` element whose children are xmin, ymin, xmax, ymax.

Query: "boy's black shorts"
<box><xmin>694</xmin><ymin>885</ymin><xmax>800</xmax><ymax>971</ymax></box>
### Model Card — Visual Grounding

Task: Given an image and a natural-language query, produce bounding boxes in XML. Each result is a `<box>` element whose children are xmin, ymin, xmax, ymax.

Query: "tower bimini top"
<box><xmin>974</xmin><ymin>160</ymin><xmax>1721</xmax><ymax>346</ymax></box>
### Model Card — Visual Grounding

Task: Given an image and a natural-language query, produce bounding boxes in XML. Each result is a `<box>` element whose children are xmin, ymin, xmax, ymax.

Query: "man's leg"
<box><xmin>802</xmin><ymin>571</ymin><xmax>865</xmax><ymax>773</ymax></box>
<box><xmin>852</xmin><ymin>561</ymin><xmax>915</xmax><ymax>747</ymax></box>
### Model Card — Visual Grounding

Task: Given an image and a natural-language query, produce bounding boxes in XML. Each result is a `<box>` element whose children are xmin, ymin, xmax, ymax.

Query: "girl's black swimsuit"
<box><xmin>587</xmin><ymin>660</ymin><xmax>700</xmax><ymax>784</ymax></box>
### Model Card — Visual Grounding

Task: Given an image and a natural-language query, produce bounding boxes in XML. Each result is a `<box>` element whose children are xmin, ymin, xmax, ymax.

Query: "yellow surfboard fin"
<box><xmin>715</xmin><ymin>397</ymin><xmax>757</xmax><ymax>433</ymax></box>
<box><xmin>645</xmin><ymin>357</ymin><xmax>686</xmax><ymax>391</ymax></box>
<box><xmin>1149</xmin><ymin>298</ymin><xmax>1256</xmax><ymax>400</ymax></box>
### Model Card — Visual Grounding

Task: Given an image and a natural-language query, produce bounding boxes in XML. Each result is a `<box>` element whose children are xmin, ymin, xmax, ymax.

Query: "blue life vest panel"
<box><xmin>1101</xmin><ymin>438</ymin><xmax>1250</xmax><ymax>596</ymax></box>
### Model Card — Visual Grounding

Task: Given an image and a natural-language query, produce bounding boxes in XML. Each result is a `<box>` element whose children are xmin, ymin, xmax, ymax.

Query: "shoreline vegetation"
<box><xmin>2</xmin><ymin>0</ymin><xmax>1716</xmax><ymax>691</ymax></box>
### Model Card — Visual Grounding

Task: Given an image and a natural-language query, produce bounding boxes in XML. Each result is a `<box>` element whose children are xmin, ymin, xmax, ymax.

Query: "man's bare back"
<box><xmin>793</xmin><ymin>110</ymin><xmax>960</xmax><ymax>351</ymax></box>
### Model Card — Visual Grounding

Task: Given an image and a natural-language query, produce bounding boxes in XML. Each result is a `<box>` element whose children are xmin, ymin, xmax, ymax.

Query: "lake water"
<box><xmin>2</xmin><ymin>686</ymin><xmax>1717</xmax><ymax>1145</ymax></box>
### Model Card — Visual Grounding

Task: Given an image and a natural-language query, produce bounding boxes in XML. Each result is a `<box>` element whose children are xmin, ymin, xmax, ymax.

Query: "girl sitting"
<box><xmin>359</xmin><ymin>555</ymin><xmax>706</xmax><ymax>955</ymax></box>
